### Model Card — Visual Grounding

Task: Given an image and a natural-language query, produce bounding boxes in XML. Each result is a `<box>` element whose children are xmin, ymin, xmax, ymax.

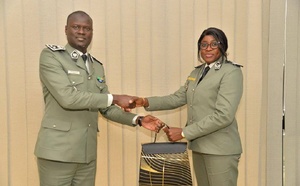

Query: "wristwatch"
<box><xmin>137</xmin><ymin>116</ymin><xmax>144</xmax><ymax>127</ymax></box>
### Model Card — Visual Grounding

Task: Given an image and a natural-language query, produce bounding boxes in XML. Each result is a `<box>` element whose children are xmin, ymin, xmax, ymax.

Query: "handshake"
<box><xmin>112</xmin><ymin>95</ymin><xmax>148</xmax><ymax>110</ymax></box>
<box><xmin>112</xmin><ymin>94</ymin><xmax>184</xmax><ymax>142</ymax></box>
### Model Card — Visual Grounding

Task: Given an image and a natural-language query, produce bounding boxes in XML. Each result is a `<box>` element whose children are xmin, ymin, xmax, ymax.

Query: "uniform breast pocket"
<box><xmin>95</xmin><ymin>77</ymin><xmax>108</xmax><ymax>93</ymax></box>
<box><xmin>96</xmin><ymin>82</ymin><xmax>108</xmax><ymax>93</ymax></box>
<box><xmin>185</xmin><ymin>80</ymin><xmax>196</xmax><ymax>93</ymax></box>
<box><xmin>68</xmin><ymin>74</ymin><xmax>84</xmax><ymax>90</ymax></box>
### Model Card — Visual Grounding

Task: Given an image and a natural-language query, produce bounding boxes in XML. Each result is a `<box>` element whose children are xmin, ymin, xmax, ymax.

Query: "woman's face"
<box><xmin>199</xmin><ymin>35</ymin><xmax>221</xmax><ymax>64</ymax></box>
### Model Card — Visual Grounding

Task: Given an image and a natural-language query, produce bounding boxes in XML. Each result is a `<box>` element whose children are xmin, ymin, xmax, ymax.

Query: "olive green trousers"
<box><xmin>37</xmin><ymin>158</ymin><xmax>96</xmax><ymax>186</ymax></box>
<box><xmin>192</xmin><ymin>152</ymin><xmax>240</xmax><ymax>186</ymax></box>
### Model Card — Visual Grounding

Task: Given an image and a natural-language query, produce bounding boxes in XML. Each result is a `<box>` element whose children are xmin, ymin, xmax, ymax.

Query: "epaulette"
<box><xmin>46</xmin><ymin>44</ymin><xmax>65</xmax><ymax>51</ymax></box>
<box><xmin>90</xmin><ymin>55</ymin><xmax>103</xmax><ymax>65</ymax></box>
<box><xmin>226</xmin><ymin>61</ymin><xmax>243</xmax><ymax>67</ymax></box>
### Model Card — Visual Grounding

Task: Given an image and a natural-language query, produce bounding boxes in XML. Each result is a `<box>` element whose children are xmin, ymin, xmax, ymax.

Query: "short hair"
<box><xmin>197</xmin><ymin>27</ymin><xmax>228</xmax><ymax>61</ymax></box>
<box><xmin>66</xmin><ymin>10</ymin><xmax>92</xmax><ymax>25</ymax></box>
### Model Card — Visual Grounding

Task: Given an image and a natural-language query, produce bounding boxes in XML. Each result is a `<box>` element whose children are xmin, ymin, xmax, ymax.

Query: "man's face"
<box><xmin>65</xmin><ymin>14</ymin><xmax>93</xmax><ymax>53</ymax></box>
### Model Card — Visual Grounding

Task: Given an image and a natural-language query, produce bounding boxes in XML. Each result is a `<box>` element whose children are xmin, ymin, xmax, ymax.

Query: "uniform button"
<box><xmin>88</xmin><ymin>124</ymin><xmax>91</xmax><ymax>127</ymax></box>
<box><xmin>53</xmin><ymin>125</ymin><xmax>56</xmax><ymax>128</ymax></box>
<box><xmin>192</xmin><ymin>89</ymin><xmax>195</xmax><ymax>91</ymax></box>
<box><xmin>88</xmin><ymin>76</ymin><xmax>91</xmax><ymax>80</ymax></box>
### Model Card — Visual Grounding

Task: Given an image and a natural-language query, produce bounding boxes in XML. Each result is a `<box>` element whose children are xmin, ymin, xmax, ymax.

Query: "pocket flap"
<box><xmin>42</xmin><ymin>119</ymin><xmax>72</xmax><ymax>132</ymax></box>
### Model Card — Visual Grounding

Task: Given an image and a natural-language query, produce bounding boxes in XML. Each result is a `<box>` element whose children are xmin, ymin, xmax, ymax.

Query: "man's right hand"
<box><xmin>112</xmin><ymin>94</ymin><xmax>138</xmax><ymax>109</ymax></box>
<box><xmin>140</xmin><ymin>115</ymin><xmax>164</xmax><ymax>133</ymax></box>
<box><xmin>134</xmin><ymin>97</ymin><xmax>149</xmax><ymax>107</ymax></box>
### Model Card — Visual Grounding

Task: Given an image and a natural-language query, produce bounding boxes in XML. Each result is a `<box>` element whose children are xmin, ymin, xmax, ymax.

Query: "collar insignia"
<box><xmin>214</xmin><ymin>61</ymin><xmax>222</xmax><ymax>70</ymax></box>
<box><xmin>70</xmin><ymin>50</ymin><xmax>80</xmax><ymax>60</ymax></box>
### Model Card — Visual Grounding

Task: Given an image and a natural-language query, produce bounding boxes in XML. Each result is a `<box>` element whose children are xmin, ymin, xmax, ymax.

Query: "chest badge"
<box><xmin>97</xmin><ymin>77</ymin><xmax>105</xmax><ymax>83</ymax></box>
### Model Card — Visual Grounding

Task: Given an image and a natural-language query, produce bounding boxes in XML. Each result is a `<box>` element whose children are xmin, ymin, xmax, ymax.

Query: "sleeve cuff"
<box><xmin>107</xmin><ymin>94</ymin><xmax>113</xmax><ymax>106</ymax></box>
<box><xmin>132</xmin><ymin>115</ymin><xmax>139</xmax><ymax>125</ymax></box>
<box><xmin>181</xmin><ymin>131</ymin><xmax>185</xmax><ymax>138</ymax></box>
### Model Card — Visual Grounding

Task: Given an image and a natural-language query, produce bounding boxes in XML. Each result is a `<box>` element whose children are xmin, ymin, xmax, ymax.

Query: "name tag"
<box><xmin>68</xmin><ymin>70</ymin><xmax>80</xmax><ymax>75</ymax></box>
<box><xmin>187</xmin><ymin>77</ymin><xmax>196</xmax><ymax>81</ymax></box>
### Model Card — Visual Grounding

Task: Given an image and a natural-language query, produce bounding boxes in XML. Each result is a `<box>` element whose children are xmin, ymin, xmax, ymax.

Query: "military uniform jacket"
<box><xmin>146</xmin><ymin>58</ymin><xmax>243</xmax><ymax>155</ymax></box>
<box><xmin>34</xmin><ymin>44</ymin><xmax>136</xmax><ymax>163</ymax></box>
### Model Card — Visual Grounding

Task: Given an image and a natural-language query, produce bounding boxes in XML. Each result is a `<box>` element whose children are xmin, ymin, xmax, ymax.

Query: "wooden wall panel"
<box><xmin>0</xmin><ymin>0</ymin><xmax>8</xmax><ymax>185</ymax></box>
<box><xmin>105</xmin><ymin>1</ymin><xmax>124</xmax><ymax>185</ymax></box>
<box><xmin>120</xmin><ymin>0</ymin><xmax>139</xmax><ymax>185</ymax></box>
<box><xmin>5</xmin><ymin>1</ymin><xmax>28</xmax><ymax>185</ymax></box>
<box><xmin>267</xmin><ymin>0</ymin><xmax>287</xmax><ymax>186</ymax></box>
<box><xmin>245</xmin><ymin>0</ymin><xmax>264</xmax><ymax>185</ymax></box>
<box><xmin>284</xmin><ymin>0</ymin><xmax>300</xmax><ymax>185</ymax></box>
<box><xmin>23</xmin><ymin>0</ymin><xmax>44</xmax><ymax>185</ymax></box>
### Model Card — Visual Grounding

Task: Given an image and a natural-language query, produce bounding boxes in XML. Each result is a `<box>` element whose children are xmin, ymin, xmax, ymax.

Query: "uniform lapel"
<box><xmin>65</xmin><ymin>44</ymin><xmax>86</xmax><ymax>71</ymax></box>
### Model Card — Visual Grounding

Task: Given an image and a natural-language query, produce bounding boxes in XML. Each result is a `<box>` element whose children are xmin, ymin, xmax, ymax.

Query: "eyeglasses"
<box><xmin>199</xmin><ymin>41</ymin><xmax>220</xmax><ymax>50</ymax></box>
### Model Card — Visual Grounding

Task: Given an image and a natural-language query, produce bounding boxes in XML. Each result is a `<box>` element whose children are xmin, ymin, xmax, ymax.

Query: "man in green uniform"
<box><xmin>34</xmin><ymin>10</ymin><xmax>162</xmax><ymax>186</ymax></box>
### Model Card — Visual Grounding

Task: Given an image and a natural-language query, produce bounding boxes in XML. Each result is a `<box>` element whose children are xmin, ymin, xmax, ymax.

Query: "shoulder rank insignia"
<box><xmin>90</xmin><ymin>55</ymin><xmax>103</xmax><ymax>65</ymax></box>
<box><xmin>46</xmin><ymin>44</ymin><xmax>65</xmax><ymax>51</ymax></box>
<box><xmin>226</xmin><ymin>61</ymin><xmax>243</xmax><ymax>67</ymax></box>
